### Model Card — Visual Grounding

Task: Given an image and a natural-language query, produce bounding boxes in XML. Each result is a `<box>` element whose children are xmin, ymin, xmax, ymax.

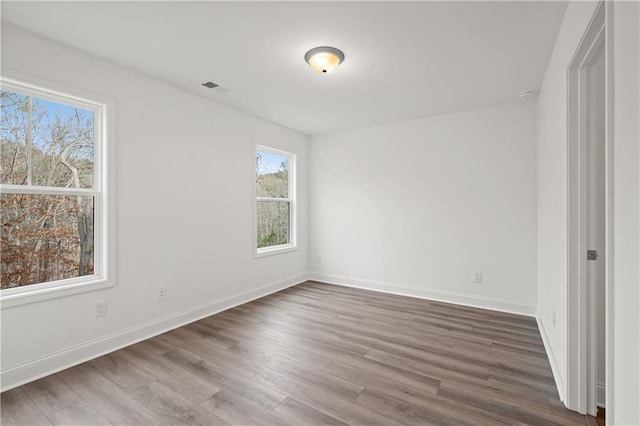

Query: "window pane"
<box><xmin>1</xmin><ymin>91</ymin><xmax>29</xmax><ymax>184</ymax></box>
<box><xmin>257</xmin><ymin>200</ymin><xmax>289</xmax><ymax>248</ymax></box>
<box><xmin>1</xmin><ymin>194</ymin><xmax>95</xmax><ymax>289</ymax></box>
<box><xmin>31</xmin><ymin>97</ymin><xmax>94</xmax><ymax>188</ymax></box>
<box><xmin>256</xmin><ymin>150</ymin><xmax>288</xmax><ymax>198</ymax></box>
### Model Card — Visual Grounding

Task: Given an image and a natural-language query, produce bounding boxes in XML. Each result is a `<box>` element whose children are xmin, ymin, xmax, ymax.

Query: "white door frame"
<box><xmin>566</xmin><ymin>0</ymin><xmax>607</xmax><ymax>416</ymax></box>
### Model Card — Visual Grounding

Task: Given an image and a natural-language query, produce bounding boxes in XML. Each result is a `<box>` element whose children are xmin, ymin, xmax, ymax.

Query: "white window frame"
<box><xmin>254</xmin><ymin>144</ymin><xmax>297</xmax><ymax>257</ymax></box>
<box><xmin>0</xmin><ymin>76</ymin><xmax>116</xmax><ymax>308</ymax></box>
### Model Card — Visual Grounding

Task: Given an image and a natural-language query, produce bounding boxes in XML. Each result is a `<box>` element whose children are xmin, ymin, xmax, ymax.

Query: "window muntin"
<box><xmin>0</xmin><ymin>79</ymin><xmax>106</xmax><ymax>294</ymax></box>
<box><xmin>256</xmin><ymin>146</ymin><xmax>295</xmax><ymax>254</ymax></box>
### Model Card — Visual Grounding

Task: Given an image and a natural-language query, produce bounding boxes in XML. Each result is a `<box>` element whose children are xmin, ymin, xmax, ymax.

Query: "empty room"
<box><xmin>1</xmin><ymin>1</ymin><xmax>639</xmax><ymax>425</ymax></box>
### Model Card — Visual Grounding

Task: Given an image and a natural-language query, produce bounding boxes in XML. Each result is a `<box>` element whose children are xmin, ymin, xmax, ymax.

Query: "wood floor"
<box><xmin>2</xmin><ymin>281</ymin><xmax>597</xmax><ymax>425</ymax></box>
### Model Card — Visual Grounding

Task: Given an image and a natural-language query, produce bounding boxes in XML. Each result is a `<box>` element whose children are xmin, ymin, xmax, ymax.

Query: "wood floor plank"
<box><xmin>289</xmin><ymin>311</ymin><xmax>396</xmax><ymax>342</ymax></box>
<box><xmin>323</xmin><ymin>360</ymin><xmax>440</xmax><ymax>403</ymax></box>
<box><xmin>200</xmin><ymin>389</ymin><xmax>285</xmax><ymax>425</ymax></box>
<box><xmin>483</xmin><ymin>334</ymin><xmax>548</xmax><ymax>355</ymax></box>
<box><xmin>1</xmin><ymin>281</ymin><xmax>589</xmax><ymax>426</ymax></box>
<box><xmin>270</xmin><ymin>397</ymin><xmax>348</xmax><ymax>426</ymax></box>
<box><xmin>130</xmin><ymin>334</ymin><xmax>177</xmax><ymax>355</ymax></box>
<box><xmin>489</xmin><ymin>368</ymin><xmax>560</xmax><ymax>398</ymax></box>
<box><xmin>86</xmin><ymin>352</ymin><xmax>155</xmax><ymax>393</ymax></box>
<box><xmin>248</xmin><ymin>313</ymin><xmax>373</xmax><ymax>356</ymax></box>
<box><xmin>356</xmin><ymin>387</ymin><xmax>512</xmax><ymax>426</ymax></box>
<box><xmin>251</xmin><ymin>367</ymin><xmax>404</xmax><ymax>426</ymax></box>
<box><xmin>294</xmin><ymin>338</ymin><xmax>443</xmax><ymax>389</ymax></box>
<box><xmin>367</xmin><ymin>309</ymin><xmax>477</xmax><ymax>333</ymax></box>
<box><xmin>436</xmin><ymin>381</ymin><xmax>583</xmax><ymax>425</ymax></box>
<box><xmin>365</xmin><ymin>347</ymin><xmax>490</xmax><ymax>382</ymax></box>
<box><xmin>0</xmin><ymin>388</ymin><xmax>51</xmax><ymax>426</ymax></box>
<box><xmin>436</xmin><ymin>378</ymin><xmax>552</xmax><ymax>414</ymax></box>
<box><xmin>184</xmin><ymin>322</ymin><xmax>241</xmax><ymax>347</ymax></box>
<box><xmin>492</xmin><ymin>341</ymin><xmax>550</xmax><ymax>360</ymax></box>
<box><xmin>162</xmin><ymin>347</ymin><xmax>287</xmax><ymax>412</ymax></box>
<box><xmin>388</xmin><ymin>328</ymin><xmax>493</xmax><ymax>362</ymax></box>
<box><xmin>155</xmin><ymin>329</ymin><xmax>264</xmax><ymax>378</ymax></box>
<box><xmin>46</xmin><ymin>400</ymin><xmax>112</xmax><ymax>426</ymax></box>
<box><xmin>130</xmin><ymin>381</ymin><xmax>229</xmax><ymax>425</ymax></box>
<box><xmin>213</xmin><ymin>313</ymin><xmax>301</xmax><ymax>346</ymax></box>
<box><xmin>111</xmin><ymin>345</ymin><xmax>221</xmax><ymax>404</ymax></box>
<box><xmin>472</xmin><ymin>325</ymin><xmax>544</xmax><ymax>346</ymax></box>
<box><xmin>255</xmin><ymin>358</ymin><xmax>365</xmax><ymax>401</ymax></box>
<box><xmin>22</xmin><ymin>374</ymin><xmax>82</xmax><ymax>416</ymax></box>
<box><xmin>226</xmin><ymin>341</ymin><xmax>332</xmax><ymax>372</ymax></box>
<box><xmin>380</xmin><ymin>331</ymin><xmax>553</xmax><ymax>382</ymax></box>
<box><xmin>171</xmin><ymin>322</ymin><xmax>240</xmax><ymax>350</ymax></box>
<box><xmin>416</xmin><ymin>305</ymin><xmax>539</xmax><ymax>332</ymax></box>
<box><xmin>57</xmin><ymin>363</ymin><xmax>160</xmax><ymax>425</ymax></box>
<box><xmin>367</xmin><ymin>337</ymin><xmax>494</xmax><ymax>379</ymax></box>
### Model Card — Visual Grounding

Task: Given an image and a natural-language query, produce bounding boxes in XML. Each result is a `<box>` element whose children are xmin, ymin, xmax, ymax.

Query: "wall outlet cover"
<box><xmin>95</xmin><ymin>301</ymin><xmax>107</xmax><ymax>318</ymax></box>
<box><xmin>158</xmin><ymin>287</ymin><xmax>167</xmax><ymax>301</ymax></box>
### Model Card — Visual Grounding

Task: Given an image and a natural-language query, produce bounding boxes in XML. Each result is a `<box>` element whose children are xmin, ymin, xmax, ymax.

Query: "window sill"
<box><xmin>0</xmin><ymin>277</ymin><xmax>115</xmax><ymax>309</ymax></box>
<box><xmin>255</xmin><ymin>244</ymin><xmax>298</xmax><ymax>258</ymax></box>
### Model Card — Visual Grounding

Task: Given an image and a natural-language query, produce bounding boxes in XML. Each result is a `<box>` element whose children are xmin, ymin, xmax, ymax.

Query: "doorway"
<box><xmin>586</xmin><ymin>41</ymin><xmax>605</xmax><ymax>415</ymax></box>
<box><xmin>566</xmin><ymin>0</ymin><xmax>606</xmax><ymax>416</ymax></box>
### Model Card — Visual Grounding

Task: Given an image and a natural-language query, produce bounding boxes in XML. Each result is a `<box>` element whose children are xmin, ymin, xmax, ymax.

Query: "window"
<box><xmin>0</xmin><ymin>77</ymin><xmax>113</xmax><ymax>305</ymax></box>
<box><xmin>255</xmin><ymin>146</ymin><xmax>296</xmax><ymax>255</ymax></box>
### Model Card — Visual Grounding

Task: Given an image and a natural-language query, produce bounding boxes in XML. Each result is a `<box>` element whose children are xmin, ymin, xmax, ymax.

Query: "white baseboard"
<box><xmin>597</xmin><ymin>382</ymin><xmax>606</xmax><ymax>408</ymax></box>
<box><xmin>308</xmin><ymin>273</ymin><xmax>536</xmax><ymax>317</ymax></box>
<box><xmin>536</xmin><ymin>315</ymin><xmax>566</xmax><ymax>403</ymax></box>
<box><xmin>0</xmin><ymin>274</ymin><xmax>307</xmax><ymax>392</ymax></box>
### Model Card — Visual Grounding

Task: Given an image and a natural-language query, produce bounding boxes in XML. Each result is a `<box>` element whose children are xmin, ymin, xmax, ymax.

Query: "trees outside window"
<box><xmin>1</xmin><ymin>80</ymin><xmax>107</xmax><ymax>293</ymax></box>
<box><xmin>256</xmin><ymin>146</ymin><xmax>295</xmax><ymax>254</ymax></box>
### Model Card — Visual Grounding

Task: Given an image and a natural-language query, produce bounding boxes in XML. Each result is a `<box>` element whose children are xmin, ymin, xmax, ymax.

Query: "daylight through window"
<box><xmin>1</xmin><ymin>81</ymin><xmax>105</xmax><ymax>292</ymax></box>
<box><xmin>256</xmin><ymin>146</ymin><xmax>295</xmax><ymax>253</ymax></box>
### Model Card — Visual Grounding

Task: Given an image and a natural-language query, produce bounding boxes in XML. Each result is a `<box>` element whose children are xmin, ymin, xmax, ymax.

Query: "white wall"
<box><xmin>538</xmin><ymin>1</ymin><xmax>640</xmax><ymax>422</ymax></box>
<box><xmin>309</xmin><ymin>101</ymin><xmax>538</xmax><ymax>315</ymax></box>
<box><xmin>610</xmin><ymin>1</ymin><xmax>640</xmax><ymax>424</ymax></box>
<box><xmin>536</xmin><ymin>1</ymin><xmax>601</xmax><ymax>402</ymax></box>
<box><xmin>0</xmin><ymin>24</ymin><xmax>309</xmax><ymax>391</ymax></box>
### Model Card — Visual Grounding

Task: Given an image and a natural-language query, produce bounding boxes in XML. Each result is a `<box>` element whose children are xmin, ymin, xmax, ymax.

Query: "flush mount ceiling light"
<box><xmin>304</xmin><ymin>46</ymin><xmax>345</xmax><ymax>74</ymax></box>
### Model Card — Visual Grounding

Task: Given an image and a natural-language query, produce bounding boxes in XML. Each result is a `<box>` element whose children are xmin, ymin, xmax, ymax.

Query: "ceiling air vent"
<box><xmin>202</xmin><ymin>81</ymin><xmax>219</xmax><ymax>89</ymax></box>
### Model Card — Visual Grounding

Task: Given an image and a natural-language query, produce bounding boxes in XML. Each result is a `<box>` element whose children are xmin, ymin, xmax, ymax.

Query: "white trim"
<box><xmin>597</xmin><ymin>382</ymin><xmax>606</xmax><ymax>408</ymax></box>
<box><xmin>0</xmin><ymin>72</ymin><xmax>117</xmax><ymax>308</ymax></box>
<box><xmin>566</xmin><ymin>1</ymin><xmax>606</xmax><ymax>415</ymax></box>
<box><xmin>0</xmin><ymin>78</ymin><xmax>103</xmax><ymax>113</ymax></box>
<box><xmin>0</xmin><ymin>185</ymin><xmax>95</xmax><ymax>196</ymax></box>
<box><xmin>254</xmin><ymin>244</ymin><xmax>298</xmax><ymax>258</ymax></box>
<box><xmin>603</xmin><ymin>0</ymin><xmax>615</xmax><ymax>419</ymax></box>
<box><xmin>537</xmin><ymin>315</ymin><xmax>567</xmax><ymax>404</ymax></box>
<box><xmin>0</xmin><ymin>274</ymin><xmax>308</xmax><ymax>392</ymax></box>
<box><xmin>0</xmin><ymin>277</ymin><xmax>113</xmax><ymax>309</ymax></box>
<box><xmin>257</xmin><ymin>196</ymin><xmax>294</xmax><ymax>203</ymax></box>
<box><xmin>309</xmin><ymin>273</ymin><xmax>536</xmax><ymax>317</ymax></box>
<box><xmin>254</xmin><ymin>144</ymin><xmax>297</xmax><ymax>256</ymax></box>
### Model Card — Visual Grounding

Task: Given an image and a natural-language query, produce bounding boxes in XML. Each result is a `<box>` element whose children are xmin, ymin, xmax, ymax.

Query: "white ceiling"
<box><xmin>1</xmin><ymin>1</ymin><xmax>567</xmax><ymax>135</ymax></box>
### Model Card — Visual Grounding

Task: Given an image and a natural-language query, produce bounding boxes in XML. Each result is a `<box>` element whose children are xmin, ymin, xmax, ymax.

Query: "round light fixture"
<box><xmin>304</xmin><ymin>46</ymin><xmax>345</xmax><ymax>74</ymax></box>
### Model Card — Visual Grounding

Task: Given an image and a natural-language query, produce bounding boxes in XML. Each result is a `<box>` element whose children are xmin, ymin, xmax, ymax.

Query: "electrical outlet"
<box><xmin>473</xmin><ymin>272</ymin><xmax>483</xmax><ymax>283</ymax></box>
<box><xmin>158</xmin><ymin>287</ymin><xmax>167</xmax><ymax>301</ymax></box>
<box><xmin>316</xmin><ymin>255</ymin><xmax>322</xmax><ymax>265</ymax></box>
<box><xmin>95</xmin><ymin>301</ymin><xmax>107</xmax><ymax>318</ymax></box>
